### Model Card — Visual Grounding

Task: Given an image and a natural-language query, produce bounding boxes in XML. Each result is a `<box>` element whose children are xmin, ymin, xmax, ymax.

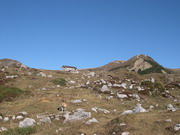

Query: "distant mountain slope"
<box><xmin>94</xmin><ymin>54</ymin><xmax>171</xmax><ymax>75</ymax></box>
<box><xmin>0</xmin><ymin>59</ymin><xmax>27</xmax><ymax>69</ymax></box>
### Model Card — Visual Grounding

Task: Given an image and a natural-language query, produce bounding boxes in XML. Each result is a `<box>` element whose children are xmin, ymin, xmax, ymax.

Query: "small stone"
<box><xmin>4</xmin><ymin>117</ymin><xmax>9</xmax><ymax>122</ymax></box>
<box><xmin>19</xmin><ymin>111</ymin><xmax>28</xmax><ymax>115</ymax></box>
<box><xmin>174</xmin><ymin>124</ymin><xmax>180</xmax><ymax>131</ymax></box>
<box><xmin>164</xmin><ymin>119</ymin><xmax>172</xmax><ymax>122</ymax></box>
<box><xmin>117</xmin><ymin>93</ymin><xmax>128</xmax><ymax>99</ymax></box>
<box><xmin>0</xmin><ymin>116</ymin><xmax>3</xmax><ymax>121</ymax></box>
<box><xmin>121</xmin><ymin>110</ymin><xmax>133</xmax><ymax>115</ymax></box>
<box><xmin>167</xmin><ymin>104</ymin><xmax>176</xmax><ymax>112</ymax></box>
<box><xmin>100</xmin><ymin>85</ymin><xmax>110</xmax><ymax>92</ymax></box>
<box><xmin>16</xmin><ymin>115</ymin><xmax>24</xmax><ymax>120</ymax></box>
<box><xmin>121</xmin><ymin>132</ymin><xmax>129</xmax><ymax>135</ymax></box>
<box><xmin>71</xmin><ymin>99</ymin><xmax>83</xmax><ymax>104</ymax></box>
<box><xmin>91</xmin><ymin>107</ymin><xmax>98</xmax><ymax>113</ymax></box>
<box><xmin>12</xmin><ymin>115</ymin><xmax>16</xmax><ymax>120</ymax></box>
<box><xmin>120</xmin><ymin>123</ymin><xmax>126</xmax><ymax>126</ymax></box>
<box><xmin>85</xmin><ymin>118</ymin><xmax>99</xmax><ymax>124</ymax></box>
<box><xmin>39</xmin><ymin>116</ymin><xmax>51</xmax><ymax>124</ymax></box>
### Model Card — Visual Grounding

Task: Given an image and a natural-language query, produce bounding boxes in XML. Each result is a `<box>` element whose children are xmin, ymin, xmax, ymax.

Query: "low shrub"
<box><xmin>51</xmin><ymin>78</ymin><xmax>67</xmax><ymax>86</ymax></box>
<box><xmin>0</xmin><ymin>85</ymin><xmax>23</xmax><ymax>102</ymax></box>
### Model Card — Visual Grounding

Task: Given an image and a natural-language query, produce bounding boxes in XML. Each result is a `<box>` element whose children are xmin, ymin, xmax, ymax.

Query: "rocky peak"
<box><xmin>0</xmin><ymin>59</ymin><xmax>27</xmax><ymax>69</ymax></box>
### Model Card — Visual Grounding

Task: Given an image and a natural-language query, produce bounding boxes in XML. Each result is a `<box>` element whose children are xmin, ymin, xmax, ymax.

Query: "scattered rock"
<box><xmin>5</xmin><ymin>75</ymin><xmax>18</xmax><ymax>79</ymax></box>
<box><xmin>37</xmin><ymin>72</ymin><xmax>46</xmax><ymax>77</ymax></box>
<box><xmin>19</xmin><ymin>118</ymin><xmax>36</xmax><ymax>128</ymax></box>
<box><xmin>85</xmin><ymin>118</ymin><xmax>99</xmax><ymax>124</ymax></box>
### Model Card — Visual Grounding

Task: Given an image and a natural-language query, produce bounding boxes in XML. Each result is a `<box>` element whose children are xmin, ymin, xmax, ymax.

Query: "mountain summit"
<box><xmin>96</xmin><ymin>54</ymin><xmax>171</xmax><ymax>75</ymax></box>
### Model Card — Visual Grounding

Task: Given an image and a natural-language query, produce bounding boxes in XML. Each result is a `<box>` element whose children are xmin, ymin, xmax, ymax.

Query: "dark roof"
<box><xmin>62</xmin><ymin>65</ymin><xmax>77</xmax><ymax>69</ymax></box>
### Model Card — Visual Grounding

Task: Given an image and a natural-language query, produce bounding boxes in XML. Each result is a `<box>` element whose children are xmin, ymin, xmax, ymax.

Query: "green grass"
<box><xmin>51</xmin><ymin>78</ymin><xmax>67</xmax><ymax>86</ymax></box>
<box><xmin>0</xmin><ymin>127</ymin><xmax>36</xmax><ymax>135</ymax></box>
<box><xmin>0</xmin><ymin>85</ymin><xmax>23</xmax><ymax>102</ymax></box>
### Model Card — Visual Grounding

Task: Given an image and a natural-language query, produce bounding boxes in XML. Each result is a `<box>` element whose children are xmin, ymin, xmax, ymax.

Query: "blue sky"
<box><xmin>0</xmin><ymin>0</ymin><xmax>180</xmax><ymax>69</ymax></box>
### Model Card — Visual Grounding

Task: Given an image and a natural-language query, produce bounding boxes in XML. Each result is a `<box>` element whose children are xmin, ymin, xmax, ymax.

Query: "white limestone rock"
<box><xmin>19</xmin><ymin>118</ymin><xmax>36</xmax><ymax>128</ymax></box>
<box><xmin>16</xmin><ymin>115</ymin><xmax>24</xmax><ymax>120</ymax></box>
<box><xmin>167</xmin><ymin>104</ymin><xmax>176</xmax><ymax>112</ymax></box>
<box><xmin>121</xmin><ymin>110</ymin><xmax>133</xmax><ymax>115</ymax></box>
<box><xmin>47</xmin><ymin>75</ymin><xmax>52</xmax><ymax>78</ymax></box>
<box><xmin>71</xmin><ymin>99</ymin><xmax>85</xmax><ymax>104</ymax></box>
<box><xmin>91</xmin><ymin>107</ymin><xmax>98</xmax><ymax>113</ymax></box>
<box><xmin>113</xmin><ymin>84</ymin><xmax>122</xmax><ymax>87</ymax></box>
<box><xmin>121</xmin><ymin>132</ymin><xmax>129</xmax><ymax>135</ymax></box>
<box><xmin>121</xmin><ymin>104</ymin><xmax>147</xmax><ymax>115</ymax></box>
<box><xmin>117</xmin><ymin>93</ymin><xmax>128</xmax><ymax>99</ymax></box>
<box><xmin>0</xmin><ymin>127</ymin><xmax>7</xmax><ymax>132</ymax></box>
<box><xmin>85</xmin><ymin>118</ymin><xmax>99</xmax><ymax>124</ymax></box>
<box><xmin>63</xmin><ymin>109</ymin><xmax>91</xmax><ymax>122</ymax></box>
<box><xmin>19</xmin><ymin>111</ymin><xmax>28</xmax><ymax>115</ymax></box>
<box><xmin>100</xmin><ymin>85</ymin><xmax>110</xmax><ymax>92</ymax></box>
<box><xmin>174</xmin><ymin>124</ymin><xmax>180</xmax><ymax>131</ymax></box>
<box><xmin>98</xmin><ymin>108</ymin><xmax>110</xmax><ymax>114</ymax></box>
<box><xmin>0</xmin><ymin>116</ymin><xmax>3</xmax><ymax>121</ymax></box>
<box><xmin>39</xmin><ymin>116</ymin><xmax>51</xmax><ymax>124</ymax></box>
<box><xmin>4</xmin><ymin>117</ymin><xmax>9</xmax><ymax>122</ymax></box>
<box><xmin>132</xmin><ymin>104</ymin><xmax>147</xmax><ymax>113</ymax></box>
<box><xmin>100</xmin><ymin>79</ymin><xmax>106</xmax><ymax>84</ymax></box>
<box><xmin>121</xmin><ymin>83</ymin><xmax>127</xmax><ymax>89</ymax></box>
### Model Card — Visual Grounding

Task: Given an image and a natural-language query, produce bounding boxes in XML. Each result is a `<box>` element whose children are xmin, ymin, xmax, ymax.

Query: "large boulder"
<box><xmin>19</xmin><ymin>118</ymin><xmax>36</xmax><ymax>128</ymax></box>
<box><xmin>100</xmin><ymin>85</ymin><xmax>110</xmax><ymax>93</ymax></box>
<box><xmin>132</xmin><ymin>104</ymin><xmax>147</xmax><ymax>113</ymax></box>
<box><xmin>63</xmin><ymin>109</ymin><xmax>91</xmax><ymax>122</ymax></box>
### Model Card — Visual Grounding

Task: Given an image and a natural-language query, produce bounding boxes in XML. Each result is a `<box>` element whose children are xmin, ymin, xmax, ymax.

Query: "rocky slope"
<box><xmin>0</xmin><ymin>56</ymin><xmax>179</xmax><ymax>135</ymax></box>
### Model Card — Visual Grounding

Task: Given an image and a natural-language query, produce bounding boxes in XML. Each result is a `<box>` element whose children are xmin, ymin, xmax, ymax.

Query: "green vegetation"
<box><xmin>138</xmin><ymin>60</ymin><xmax>170</xmax><ymax>75</ymax></box>
<box><xmin>51</xmin><ymin>78</ymin><xmax>67</xmax><ymax>86</ymax></box>
<box><xmin>0</xmin><ymin>127</ymin><xmax>36</xmax><ymax>135</ymax></box>
<box><xmin>0</xmin><ymin>85</ymin><xmax>23</xmax><ymax>102</ymax></box>
<box><xmin>141</xmin><ymin>81</ymin><xmax>165</xmax><ymax>95</ymax></box>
